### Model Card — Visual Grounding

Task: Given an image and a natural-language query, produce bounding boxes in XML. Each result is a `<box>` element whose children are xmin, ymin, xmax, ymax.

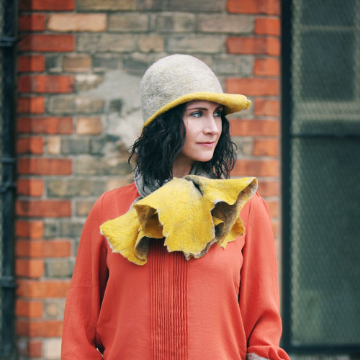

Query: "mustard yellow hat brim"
<box><xmin>142</xmin><ymin>92</ymin><xmax>251</xmax><ymax>130</ymax></box>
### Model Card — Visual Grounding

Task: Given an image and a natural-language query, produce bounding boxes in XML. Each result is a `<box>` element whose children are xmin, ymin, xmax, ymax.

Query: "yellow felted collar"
<box><xmin>100</xmin><ymin>175</ymin><xmax>258</xmax><ymax>265</ymax></box>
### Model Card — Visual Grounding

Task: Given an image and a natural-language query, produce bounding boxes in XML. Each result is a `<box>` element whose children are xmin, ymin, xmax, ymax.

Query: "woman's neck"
<box><xmin>172</xmin><ymin>155</ymin><xmax>194</xmax><ymax>178</ymax></box>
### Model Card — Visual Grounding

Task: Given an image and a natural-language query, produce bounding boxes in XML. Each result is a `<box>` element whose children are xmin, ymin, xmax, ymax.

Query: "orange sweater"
<box><xmin>61</xmin><ymin>182</ymin><xmax>290</xmax><ymax>360</ymax></box>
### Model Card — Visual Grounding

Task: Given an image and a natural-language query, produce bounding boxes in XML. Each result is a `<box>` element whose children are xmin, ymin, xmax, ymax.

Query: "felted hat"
<box><xmin>141</xmin><ymin>54</ymin><xmax>251</xmax><ymax>129</ymax></box>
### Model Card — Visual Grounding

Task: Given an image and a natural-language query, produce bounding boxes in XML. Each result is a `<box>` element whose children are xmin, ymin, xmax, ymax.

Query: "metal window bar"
<box><xmin>281</xmin><ymin>0</ymin><xmax>360</xmax><ymax>354</ymax></box>
<box><xmin>0</xmin><ymin>0</ymin><xmax>17</xmax><ymax>358</ymax></box>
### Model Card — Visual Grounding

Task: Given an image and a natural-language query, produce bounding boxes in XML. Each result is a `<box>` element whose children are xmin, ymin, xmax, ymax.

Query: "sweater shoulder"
<box><xmin>95</xmin><ymin>182</ymin><xmax>139</xmax><ymax>223</ymax></box>
<box><xmin>101</xmin><ymin>182</ymin><xmax>138</xmax><ymax>205</ymax></box>
<box><xmin>240</xmin><ymin>191</ymin><xmax>266</xmax><ymax>218</ymax></box>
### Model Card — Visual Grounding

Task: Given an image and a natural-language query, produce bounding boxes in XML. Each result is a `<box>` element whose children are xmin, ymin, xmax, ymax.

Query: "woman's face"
<box><xmin>179</xmin><ymin>100</ymin><xmax>223</xmax><ymax>165</ymax></box>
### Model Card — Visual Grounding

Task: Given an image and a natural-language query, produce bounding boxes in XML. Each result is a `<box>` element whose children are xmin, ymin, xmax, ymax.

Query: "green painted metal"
<box><xmin>0</xmin><ymin>0</ymin><xmax>17</xmax><ymax>358</ymax></box>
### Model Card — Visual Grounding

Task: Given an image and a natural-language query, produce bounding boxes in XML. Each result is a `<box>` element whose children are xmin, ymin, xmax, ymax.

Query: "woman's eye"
<box><xmin>190</xmin><ymin>111</ymin><xmax>202</xmax><ymax>118</ymax></box>
<box><xmin>214</xmin><ymin>110</ymin><xmax>222</xmax><ymax>117</ymax></box>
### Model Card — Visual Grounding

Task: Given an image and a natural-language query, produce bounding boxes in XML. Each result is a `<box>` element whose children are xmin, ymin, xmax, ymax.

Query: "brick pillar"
<box><xmin>226</xmin><ymin>0</ymin><xmax>281</xmax><ymax>248</ymax></box>
<box><xmin>16</xmin><ymin>1</ymin><xmax>75</xmax><ymax>359</ymax></box>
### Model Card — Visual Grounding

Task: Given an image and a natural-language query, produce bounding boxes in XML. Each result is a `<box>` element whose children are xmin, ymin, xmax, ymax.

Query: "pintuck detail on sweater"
<box><xmin>150</xmin><ymin>240</ymin><xmax>188</xmax><ymax>360</ymax></box>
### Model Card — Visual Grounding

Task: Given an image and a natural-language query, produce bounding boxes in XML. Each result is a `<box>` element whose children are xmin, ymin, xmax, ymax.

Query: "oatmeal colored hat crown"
<box><xmin>141</xmin><ymin>54</ymin><xmax>251</xmax><ymax>129</ymax></box>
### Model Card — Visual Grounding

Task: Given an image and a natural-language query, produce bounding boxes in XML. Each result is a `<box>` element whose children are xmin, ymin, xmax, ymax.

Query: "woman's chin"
<box><xmin>192</xmin><ymin>153</ymin><xmax>215</xmax><ymax>163</ymax></box>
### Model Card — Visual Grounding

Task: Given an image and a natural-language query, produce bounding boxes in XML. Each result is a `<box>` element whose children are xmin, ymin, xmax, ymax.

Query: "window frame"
<box><xmin>0</xmin><ymin>0</ymin><xmax>17</xmax><ymax>358</ymax></box>
<box><xmin>280</xmin><ymin>0</ymin><xmax>360</xmax><ymax>354</ymax></box>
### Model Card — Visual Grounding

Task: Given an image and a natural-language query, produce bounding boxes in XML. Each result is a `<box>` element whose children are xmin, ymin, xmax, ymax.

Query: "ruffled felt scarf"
<box><xmin>100</xmin><ymin>174</ymin><xmax>258</xmax><ymax>265</ymax></box>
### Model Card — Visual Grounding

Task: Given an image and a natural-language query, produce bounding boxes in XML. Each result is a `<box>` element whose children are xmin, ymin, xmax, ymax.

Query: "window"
<box><xmin>281</xmin><ymin>0</ymin><xmax>360</xmax><ymax>353</ymax></box>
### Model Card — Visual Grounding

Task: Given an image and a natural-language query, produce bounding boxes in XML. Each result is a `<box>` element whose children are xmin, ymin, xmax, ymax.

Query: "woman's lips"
<box><xmin>197</xmin><ymin>141</ymin><xmax>215</xmax><ymax>148</ymax></box>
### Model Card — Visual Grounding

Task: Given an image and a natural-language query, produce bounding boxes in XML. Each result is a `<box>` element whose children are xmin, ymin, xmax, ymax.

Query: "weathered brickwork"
<box><xmin>16</xmin><ymin>0</ymin><xmax>281</xmax><ymax>358</ymax></box>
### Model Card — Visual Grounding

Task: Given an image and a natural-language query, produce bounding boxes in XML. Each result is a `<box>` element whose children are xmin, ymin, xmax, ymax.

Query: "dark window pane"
<box><xmin>301</xmin><ymin>0</ymin><xmax>355</xmax><ymax>26</ymax></box>
<box><xmin>300</xmin><ymin>31</ymin><xmax>355</xmax><ymax>101</ymax></box>
<box><xmin>290</xmin><ymin>138</ymin><xmax>360</xmax><ymax>345</ymax></box>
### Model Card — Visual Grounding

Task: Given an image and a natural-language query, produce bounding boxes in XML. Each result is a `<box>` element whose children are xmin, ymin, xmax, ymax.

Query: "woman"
<box><xmin>61</xmin><ymin>55</ymin><xmax>290</xmax><ymax>360</ymax></box>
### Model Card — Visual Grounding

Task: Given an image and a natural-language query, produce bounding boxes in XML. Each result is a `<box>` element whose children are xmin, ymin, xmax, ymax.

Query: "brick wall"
<box><xmin>15</xmin><ymin>0</ymin><xmax>280</xmax><ymax>358</ymax></box>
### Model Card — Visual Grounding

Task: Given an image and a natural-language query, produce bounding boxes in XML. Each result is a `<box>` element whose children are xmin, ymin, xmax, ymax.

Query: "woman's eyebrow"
<box><xmin>186</xmin><ymin>106</ymin><xmax>223</xmax><ymax>111</ymax></box>
<box><xmin>186</xmin><ymin>107</ymin><xmax>207</xmax><ymax>111</ymax></box>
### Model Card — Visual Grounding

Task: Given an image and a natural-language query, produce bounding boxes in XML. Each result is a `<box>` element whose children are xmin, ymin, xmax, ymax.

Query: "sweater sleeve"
<box><xmin>239</xmin><ymin>193</ymin><xmax>290</xmax><ymax>360</ymax></box>
<box><xmin>61</xmin><ymin>193</ymin><xmax>108</xmax><ymax>359</ymax></box>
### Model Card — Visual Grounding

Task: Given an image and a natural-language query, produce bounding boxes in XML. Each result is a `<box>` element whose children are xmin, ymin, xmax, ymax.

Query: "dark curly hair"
<box><xmin>128</xmin><ymin>103</ymin><xmax>237</xmax><ymax>189</ymax></box>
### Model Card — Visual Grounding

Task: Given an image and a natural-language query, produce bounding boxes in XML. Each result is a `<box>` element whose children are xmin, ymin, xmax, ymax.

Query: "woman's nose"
<box><xmin>204</xmin><ymin>115</ymin><xmax>221</xmax><ymax>134</ymax></box>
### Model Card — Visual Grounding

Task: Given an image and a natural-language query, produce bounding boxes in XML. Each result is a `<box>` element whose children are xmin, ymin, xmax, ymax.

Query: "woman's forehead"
<box><xmin>185</xmin><ymin>100</ymin><xmax>223</xmax><ymax>110</ymax></box>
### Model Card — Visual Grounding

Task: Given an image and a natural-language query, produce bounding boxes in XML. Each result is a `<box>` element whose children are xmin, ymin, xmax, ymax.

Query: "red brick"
<box><xmin>16</xmin><ymin>280</ymin><xmax>70</xmax><ymax>298</ymax></box>
<box><xmin>19</xmin><ymin>14</ymin><xmax>46</xmax><ymax>32</ymax></box>
<box><xmin>18</xmin><ymin>75</ymin><xmax>74</xmax><ymax>94</ymax></box>
<box><xmin>254</xmin><ymin>58</ymin><xmax>279</xmax><ymax>76</ymax></box>
<box><xmin>257</xmin><ymin>180</ymin><xmax>279</xmax><ymax>197</ymax></box>
<box><xmin>227</xmin><ymin>37</ymin><xmax>280</xmax><ymax>56</ymax></box>
<box><xmin>17</xmin><ymin>158</ymin><xmax>72</xmax><ymax>175</ymax></box>
<box><xmin>255</xmin><ymin>18</ymin><xmax>280</xmax><ymax>36</ymax></box>
<box><xmin>17</xmin><ymin>97</ymin><xmax>45</xmax><ymax>114</ymax></box>
<box><xmin>254</xmin><ymin>98</ymin><xmax>280</xmax><ymax>117</ymax></box>
<box><xmin>19</xmin><ymin>35</ymin><xmax>75</xmax><ymax>52</ymax></box>
<box><xmin>267</xmin><ymin>200</ymin><xmax>278</xmax><ymax>218</ymax></box>
<box><xmin>16</xmin><ymin>300</ymin><xmax>43</xmax><ymax>318</ymax></box>
<box><xmin>16</xmin><ymin>137</ymin><xmax>44</xmax><ymax>154</ymax></box>
<box><xmin>232</xmin><ymin>159</ymin><xmax>279</xmax><ymax>177</ymax></box>
<box><xmin>16</xmin><ymin>259</ymin><xmax>44</xmax><ymax>278</ymax></box>
<box><xmin>226</xmin><ymin>78</ymin><xmax>279</xmax><ymax>96</ymax></box>
<box><xmin>227</xmin><ymin>0</ymin><xmax>280</xmax><ymax>15</ymax></box>
<box><xmin>48</xmin><ymin>14</ymin><xmax>106</xmax><ymax>32</ymax></box>
<box><xmin>17</xmin><ymin>178</ymin><xmax>44</xmax><ymax>197</ymax></box>
<box><xmin>253</xmin><ymin>138</ymin><xmax>279</xmax><ymax>156</ymax></box>
<box><xmin>17</xmin><ymin>117</ymin><xmax>74</xmax><ymax>134</ymax></box>
<box><xmin>77</xmin><ymin>117</ymin><xmax>103</xmax><ymax>135</ymax></box>
<box><xmin>16</xmin><ymin>200</ymin><xmax>72</xmax><ymax>217</ymax></box>
<box><xmin>16</xmin><ymin>240</ymin><xmax>72</xmax><ymax>258</ymax></box>
<box><xmin>19</xmin><ymin>0</ymin><xmax>74</xmax><ymax>11</ymax></box>
<box><xmin>63</xmin><ymin>54</ymin><xmax>91</xmax><ymax>73</ymax></box>
<box><xmin>230</xmin><ymin>119</ymin><xmax>279</xmax><ymax>136</ymax></box>
<box><xmin>27</xmin><ymin>340</ymin><xmax>43</xmax><ymax>357</ymax></box>
<box><xmin>16</xmin><ymin>320</ymin><xmax>63</xmax><ymax>337</ymax></box>
<box><xmin>16</xmin><ymin>220</ymin><xmax>44</xmax><ymax>239</ymax></box>
<box><xmin>18</xmin><ymin>55</ymin><xmax>45</xmax><ymax>73</ymax></box>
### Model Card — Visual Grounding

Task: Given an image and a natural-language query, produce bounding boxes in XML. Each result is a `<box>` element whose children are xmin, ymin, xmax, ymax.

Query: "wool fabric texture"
<box><xmin>100</xmin><ymin>175</ymin><xmax>258</xmax><ymax>265</ymax></box>
<box><xmin>141</xmin><ymin>54</ymin><xmax>251</xmax><ymax>128</ymax></box>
